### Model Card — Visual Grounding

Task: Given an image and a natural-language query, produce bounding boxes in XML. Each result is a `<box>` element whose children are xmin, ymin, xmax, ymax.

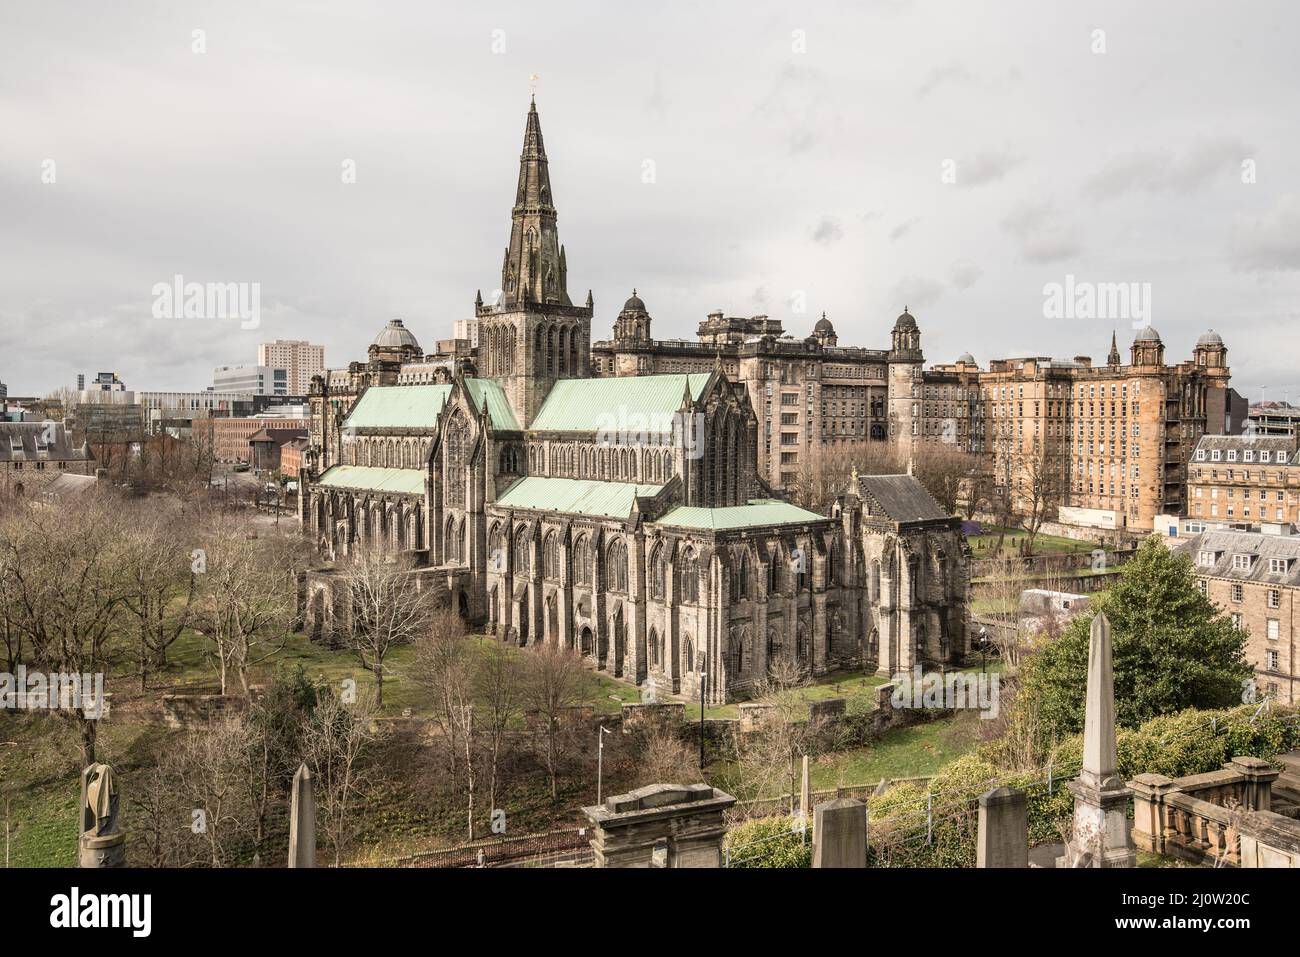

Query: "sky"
<box><xmin>4</xmin><ymin>0</ymin><xmax>1300</xmax><ymax>402</ymax></box>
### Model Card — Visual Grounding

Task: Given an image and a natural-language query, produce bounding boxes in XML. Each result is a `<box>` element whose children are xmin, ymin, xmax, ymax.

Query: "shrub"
<box><xmin>723</xmin><ymin>815</ymin><xmax>812</xmax><ymax>868</ymax></box>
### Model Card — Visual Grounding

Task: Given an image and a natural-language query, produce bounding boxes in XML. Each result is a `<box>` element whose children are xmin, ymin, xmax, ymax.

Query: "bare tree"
<box><xmin>911</xmin><ymin>444</ymin><xmax>981</xmax><ymax>516</ymax></box>
<box><xmin>193</xmin><ymin>515</ymin><xmax>297</xmax><ymax>698</ymax></box>
<box><xmin>412</xmin><ymin>606</ymin><xmax>472</xmax><ymax>780</ymax></box>
<box><xmin>474</xmin><ymin>640</ymin><xmax>524</xmax><ymax>820</ymax></box>
<box><xmin>634</xmin><ymin>724</ymin><xmax>699</xmax><ymax>789</ymax></box>
<box><xmin>0</xmin><ymin>495</ymin><xmax>128</xmax><ymax>764</ymax></box>
<box><xmin>1014</xmin><ymin>437</ymin><xmax>1064</xmax><ymax>555</ymax></box>
<box><xmin>731</xmin><ymin>661</ymin><xmax>817</xmax><ymax>809</ymax></box>
<box><xmin>522</xmin><ymin>643</ymin><xmax>593</xmax><ymax>800</ymax></box>
<box><xmin>302</xmin><ymin>686</ymin><xmax>376</xmax><ymax>866</ymax></box>
<box><xmin>118</xmin><ymin>502</ymin><xmax>198</xmax><ymax>690</ymax></box>
<box><xmin>172</xmin><ymin>717</ymin><xmax>254</xmax><ymax>867</ymax></box>
<box><xmin>338</xmin><ymin>549</ymin><xmax>433</xmax><ymax>709</ymax></box>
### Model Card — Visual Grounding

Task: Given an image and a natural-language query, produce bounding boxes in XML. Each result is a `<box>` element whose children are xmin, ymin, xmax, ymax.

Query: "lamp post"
<box><xmin>699</xmin><ymin>670</ymin><xmax>707</xmax><ymax>769</ymax></box>
<box><xmin>979</xmin><ymin>626</ymin><xmax>988</xmax><ymax>675</ymax></box>
<box><xmin>596</xmin><ymin>725</ymin><xmax>612</xmax><ymax>804</ymax></box>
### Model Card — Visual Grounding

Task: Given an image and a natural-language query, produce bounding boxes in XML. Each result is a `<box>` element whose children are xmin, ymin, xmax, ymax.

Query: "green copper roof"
<box><xmin>316</xmin><ymin>465</ymin><xmax>427</xmax><ymax>496</ymax></box>
<box><xmin>494</xmin><ymin>477</ymin><xmax>662</xmax><ymax>519</ymax></box>
<box><xmin>343</xmin><ymin>385</ymin><xmax>451</xmax><ymax>430</ymax></box>
<box><xmin>654</xmin><ymin>499</ymin><xmax>828</xmax><ymax>531</ymax></box>
<box><xmin>464</xmin><ymin>378</ymin><xmax>520</xmax><ymax>431</ymax></box>
<box><xmin>529</xmin><ymin>373</ymin><xmax>712</xmax><ymax>433</ymax></box>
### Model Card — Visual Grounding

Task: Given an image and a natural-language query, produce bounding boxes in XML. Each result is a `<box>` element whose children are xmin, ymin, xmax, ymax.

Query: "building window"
<box><xmin>1231</xmin><ymin>583</ymin><xmax>1244</xmax><ymax>603</ymax></box>
<box><xmin>1267</xmin><ymin>650</ymin><xmax>1280</xmax><ymax>671</ymax></box>
<box><xmin>1232</xmin><ymin>554</ymin><xmax>1252</xmax><ymax>571</ymax></box>
<box><xmin>1267</xmin><ymin>618</ymin><xmax>1280</xmax><ymax>640</ymax></box>
<box><xmin>1268</xmin><ymin>589</ymin><xmax>1281</xmax><ymax>609</ymax></box>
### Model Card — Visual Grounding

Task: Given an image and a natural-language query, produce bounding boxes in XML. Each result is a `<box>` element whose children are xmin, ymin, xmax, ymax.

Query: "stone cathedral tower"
<box><xmin>887</xmin><ymin>307</ymin><xmax>924</xmax><ymax>458</ymax></box>
<box><xmin>475</xmin><ymin>97</ymin><xmax>594</xmax><ymax>427</ymax></box>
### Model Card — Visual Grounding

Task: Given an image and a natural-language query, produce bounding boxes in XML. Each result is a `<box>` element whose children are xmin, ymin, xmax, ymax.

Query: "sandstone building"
<box><xmin>299</xmin><ymin>99</ymin><xmax>970</xmax><ymax>702</ymax></box>
<box><xmin>1176</xmin><ymin>528</ymin><xmax>1300</xmax><ymax>706</ymax></box>
<box><xmin>0</xmin><ymin>421</ymin><xmax>95</xmax><ymax>498</ymax></box>
<box><xmin>1186</xmin><ymin>434</ymin><xmax>1300</xmax><ymax>526</ymax></box>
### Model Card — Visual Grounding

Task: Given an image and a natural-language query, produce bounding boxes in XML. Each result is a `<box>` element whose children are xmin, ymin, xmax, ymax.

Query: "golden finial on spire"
<box><xmin>529</xmin><ymin>73</ymin><xmax>540</xmax><ymax>96</ymax></box>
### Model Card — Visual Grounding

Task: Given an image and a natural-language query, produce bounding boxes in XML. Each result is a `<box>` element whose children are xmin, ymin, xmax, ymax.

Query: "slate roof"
<box><xmin>1175</xmin><ymin>530</ymin><xmax>1300</xmax><ymax>586</ymax></box>
<box><xmin>653</xmin><ymin>500</ymin><xmax>828</xmax><ymax>531</ymax></box>
<box><xmin>858</xmin><ymin>474</ymin><xmax>950</xmax><ymax>523</ymax></box>
<box><xmin>315</xmin><ymin>465</ymin><xmax>427</xmax><ymax>496</ymax></box>
<box><xmin>493</xmin><ymin>476</ymin><xmax>662</xmax><ymax>520</ymax></box>
<box><xmin>529</xmin><ymin>373</ymin><xmax>712</xmax><ymax>433</ymax></box>
<box><xmin>463</xmin><ymin>378</ymin><xmax>520</xmax><ymax>431</ymax></box>
<box><xmin>0</xmin><ymin>422</ymin><xmax>91</xmax><ymax>463</ymax></box>
<box><xmin>1192</xmin><ymin>434</ymin><xmax>1297</xmax><ymax>461</ymax></box>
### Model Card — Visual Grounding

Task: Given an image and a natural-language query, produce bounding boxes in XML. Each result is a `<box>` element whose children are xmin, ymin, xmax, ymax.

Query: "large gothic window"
<box><xmin>607</xmin><ymin>538</ymin><xmax>627</xmax><ymax>592</ymax></box>
<box><xmin>445</xmin><ymin>412</ymin><xmax>468</xmax><ymax>510</ymax></box>
<box><xmin>573</xmin><ymin>535</ymin><xmax>592</xmax><ymax>586</ymax></box>
<box><xmin>514</xmin><ymin>525</ymin><xmax>531</xmax><ymax>574</ymax></box>
<box><xmin>679</xmin><ymin>548</ymin><xmax>699</xmax><ymax>604</ymax></box>
<box><xmin>649</xmin><ymin>542</ymin><xmax>667</xmax><ymax>599</ymax></box>
<box><xmin>488</xmin><ymin>522</ymin><xmax>505</xmax><ymax>571</ymax></box>
<box><xmin>543</xmin><ymin>530</ymin><xmax>560</xmax><ymax>579</ymax></box>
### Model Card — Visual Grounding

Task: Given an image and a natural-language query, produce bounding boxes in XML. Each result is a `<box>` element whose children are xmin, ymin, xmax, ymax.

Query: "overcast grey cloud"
<box><xmin>4</xmin><ymin>0</ymin><xmax>1300</xmax><ymax>400</ymax></box>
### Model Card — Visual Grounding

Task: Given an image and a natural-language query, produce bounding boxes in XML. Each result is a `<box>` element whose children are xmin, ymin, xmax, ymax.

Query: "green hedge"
<box><xmin>723</xmin><ymin>815</ymin><xmax>812</xmax><ymax>868</ymax></box>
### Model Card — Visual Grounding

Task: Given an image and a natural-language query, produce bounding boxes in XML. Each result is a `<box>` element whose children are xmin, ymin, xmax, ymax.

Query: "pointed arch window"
<box><xmin>573</xmin><ymin>535</ymin><xmax>592</xmax><ymax>586</ymax></box>
<box><xmin>607</xmin><ymin>538</ymin><xmax>627</xmax><ymax>592</ymax></box>
<box><xmin>679</xmin><ymin>547</ymin><xmax>699</xmax><ymax>604</ymax></box>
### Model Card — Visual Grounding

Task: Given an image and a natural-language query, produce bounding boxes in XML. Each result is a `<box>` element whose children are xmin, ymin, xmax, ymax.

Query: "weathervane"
<box><xmin>529</xmin><ymin>73</ymin><xmax>540</xmax><ymax>96</ymax></box>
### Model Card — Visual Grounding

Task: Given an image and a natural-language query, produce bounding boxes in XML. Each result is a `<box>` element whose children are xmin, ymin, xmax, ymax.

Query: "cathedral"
<box><xmin>298</xmin><ymin>99</ymin><xmax>970</xmax><ymax>703</ymax></box>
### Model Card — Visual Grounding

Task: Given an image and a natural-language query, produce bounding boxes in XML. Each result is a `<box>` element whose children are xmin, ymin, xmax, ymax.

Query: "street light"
<box><xmin>596</xmin><ymin>725</ymin><xmax>613</xmax><ymax>804</ymax></box>
<box><xmin>979</xmin><ymin>626</ymin><xmax>988</xmax><ymax>675</ymax></box>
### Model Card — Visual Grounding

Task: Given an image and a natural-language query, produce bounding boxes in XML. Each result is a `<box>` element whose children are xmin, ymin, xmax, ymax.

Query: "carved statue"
<box><xmin>79</xmin><ymin>763</ymin><xmax>126</xmax><ymax>867</ymax></box>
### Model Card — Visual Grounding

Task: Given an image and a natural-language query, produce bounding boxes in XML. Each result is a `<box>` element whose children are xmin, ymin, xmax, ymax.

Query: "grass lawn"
<box><xmin>806</xmin><ymin>715</ymin><xmax>982</xmax><ymax>790</ymax></box>
<box><xmin>967</xmin><ymin>526</ymin><xmax>1100</xmax><ymax>560</ymax></box>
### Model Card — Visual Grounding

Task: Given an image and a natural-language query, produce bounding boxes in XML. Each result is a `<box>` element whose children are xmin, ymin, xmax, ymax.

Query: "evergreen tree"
<box><xmin>1023</xmin><ymin>536</ymin><xmax>1252</xmax><ymax>737</ymax></box>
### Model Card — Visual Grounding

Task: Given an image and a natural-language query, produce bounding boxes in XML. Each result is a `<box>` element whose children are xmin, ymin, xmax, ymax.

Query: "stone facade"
<box><xmin>0</xmin><ymin>421</ymin><xmax>95</xmax><ymax>498</ymax></box>
<box><xmin>1175</xmin><ymin>528</ymin><xmax>1300</xmax><ymax>705</ymax></box>
<box><xmin>1186</xmin><ymin>433</ymin><xmax>1300</xmax><ymax>525</ymax></box>
<box><xmin>298</xmin><ymin>99</ymin><xmax>970</xmax><ymax>704</ymax></box>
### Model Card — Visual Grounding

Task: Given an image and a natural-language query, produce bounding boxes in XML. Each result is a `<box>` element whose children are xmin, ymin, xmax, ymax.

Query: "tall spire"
<box><xmin>1107</xmin><ymin>330</ymin><xmax>1121</xmax><ymax>367</ymax></box>
<box><xmin>498</xmin><ymin>98</ymin><xmax>571</xmax><ymax>309</ymax></box>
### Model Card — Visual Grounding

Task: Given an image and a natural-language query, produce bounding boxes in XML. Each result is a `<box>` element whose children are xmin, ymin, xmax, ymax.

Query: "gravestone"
<box><xmin>976</xmin><ymin>786</ymin><xmax>1028</xmax><ymax>868</ymax></box>
<box><xmin>813</xmin><ymin>798</ymin><xmax>867</xmax><ymax>868</ymax></box>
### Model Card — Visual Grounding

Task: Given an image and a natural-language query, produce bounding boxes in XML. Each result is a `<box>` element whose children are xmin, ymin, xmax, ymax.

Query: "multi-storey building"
<box><xmin>300</xmin><ymin>98</ymin><xmax>970</xmax><ymax>702</ymax></box>
<box><xmin>1186</xmin><ymin>434</ymin><xmax>1300</xmax><ymax>526</ymax></box>
<box><xmin>214</xmin><ymin>364</ymin><xmax>289</xmax><ymax>396</ymax></box>
<box><xmin>592</xmin><ymin>304</ymin><xmax>965</xmax><ymax>487</ymax></box>
<box><xmin>964</xmin><ymin>329</ymin><xmax>1234</xmax><ymax>532</ymax></box>
<box><xmin>1176</xmin><ymin>528</ymin><xmax>1300</xmax><ymax>706</ymax></box>
<box><xmin>1249</xmin><ymin>403</ymin><xmax>1300</xmax><ymax>437</ymax></box>
<box><xmin>259</xmin><ymin>340</ymin><xmax>326</xmax><ymax>396</ymax></box>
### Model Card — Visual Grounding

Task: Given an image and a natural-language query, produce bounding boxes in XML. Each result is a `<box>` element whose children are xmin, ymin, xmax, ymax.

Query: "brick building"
<box><xmin>1176</xmin><ymin>528</ymin><xmax>1300</xmax><ymax>706</ymax></box>
<box><xmin>210</xmin><ymin>416</ymin><xmax>308</xmax><ymax>464</ymax></box>
<box><xmin>259</xmin><ymin>339</ymin><xmax>325</xmax><ymax>396</ymax></box>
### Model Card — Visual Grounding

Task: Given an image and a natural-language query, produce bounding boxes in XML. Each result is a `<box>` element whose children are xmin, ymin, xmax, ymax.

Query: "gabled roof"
<box><xmin>315</xmin><ymin>465</ymin><xmax>426</xmax><ymax>496</ymax></box>
<box><xmin>247</xmin><ymin>427</ymin><xmax>307</xmax><ymax>445</ymax></box>
<box><xmin>529</xmin><ymin>373</ymin><xmax>712</xmax><ymax>433</ymax></box>
<box><xmin>343</xmin><ymin>385</ymin><xmax>452</xmax><ymax>430</ymax></box>
<box><xmin>493</xmin><ymin>476</ymin><xmax>662</xmax><ymax>520</ymax></box>
<box><xmin>464</xmin><ymin>378</ymin><xmax>520</xmax><ymax>431</ymax></box>
<box><xmin>653</xmin><ymin>499</ymin><xmax>827</xmax><ymax>532</ymax></box>
<box><xmin>858</xmin><ymin>474</ymin><xmax>949</xmax><ymax>523</ymax></box>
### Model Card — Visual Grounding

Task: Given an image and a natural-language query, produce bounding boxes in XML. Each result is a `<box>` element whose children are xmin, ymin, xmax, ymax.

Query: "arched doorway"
<box><xmin>457</xmin><ymin>590</ymin><xmax>470</xmax><ymax>621</ymax></box>
<box><xmin>517</xmin><ymin>597</ymin><xmax>529</xmax><ymax>645</ymax></box>
<box><xmin>580</xmin><ymin>626</ymin><xmax>594</xmax><ymax>657</ymax></box>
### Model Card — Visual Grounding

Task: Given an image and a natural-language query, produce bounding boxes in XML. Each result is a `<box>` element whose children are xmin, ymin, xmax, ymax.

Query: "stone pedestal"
<box><xmin>78</xmin><ymin>831</ymin><xmax>127</xmax><ymax>868</ymax></box>
<box><xmin>581</xmin><ymin>783</ymin><xmax>736</xmax><ymax>868</ymax></box>
<box><xmin>812</xmin><ymin>798</ymin><xmax>867</xmax><ymax>868</ymax></box>
<box><xmin>977</xmin><ymin>786</ymin><xmax>1027</xmax><ymax>868</ymax></box>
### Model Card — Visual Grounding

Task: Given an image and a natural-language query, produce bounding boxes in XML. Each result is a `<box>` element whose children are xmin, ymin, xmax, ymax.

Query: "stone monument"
<box><xmin>78</xmin><ymin>763</ymin><xmax>126</xmax><ymax>868</ymax></box>
<box><xmin>1061</xmin><ymin>613</ymin><xmax>1135</xmax><ymax>868</ymax></box>
<box><xmin>288</xmin><ymin>762</ymin><xmax>316</xmax><ymax>868</ymax></box>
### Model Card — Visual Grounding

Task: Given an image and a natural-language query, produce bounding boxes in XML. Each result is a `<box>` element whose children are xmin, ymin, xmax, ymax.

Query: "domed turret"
<box><xmin>812</xmin><ymin>312</ymin><xmax>837</xmax><ymax>347</ymax></box>
<box><xmin>890</xmin><ymin>307</ymin><xmax>921</xmax><ymax>357</ymax></box>
<box><xmin>1130</xmin><ymin>325</ymin><xmax>1164</xmax><ymax>367</ymax></box>
<box><xmin>1195</xmin><ymin>329</ymin><xmax>1227</xmax><ymax>369</ymax></box>
<box><xmin>368</xmin><ymin>318</ymin><xmax>422</xmax><ymax>363</ymax></box>
<box><xmin>613</xmin><ymin>289</ymin><xmax>652</xmax><ymax>344</ymax></box>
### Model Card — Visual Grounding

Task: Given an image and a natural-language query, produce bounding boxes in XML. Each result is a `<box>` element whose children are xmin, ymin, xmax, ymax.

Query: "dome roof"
<box><xmin>814</xmin><ymin>313</ymin><xmax>835</xmax><ymax>334</ymax></box>
<box><xmin>621</xmin><ymin>289</ymin><xmax>647</xmax><ymax>313</ymax></box>
<box><xmin>893</xmin><ymin>307</ymin><xmax>918</xmax><ymax>332</ymax></box>
<box><xmin>957</xmin><ymin>352</ymin><xmax>976</xmax><ymax>365</ymax></box>
<box><xmin>1134</xmin><ymin>325</ymin><xmax>1162</xmax><ymax>343</ymax></box>
<box><xmin>373</xmin><ymin>318</ymin><xmax>421</xmax><ymax>351</ymax></box>
<box><xmin>1197</xmin><ymin>329</ymin><xmax>1224</xmax><ymax>347</ymax></box>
